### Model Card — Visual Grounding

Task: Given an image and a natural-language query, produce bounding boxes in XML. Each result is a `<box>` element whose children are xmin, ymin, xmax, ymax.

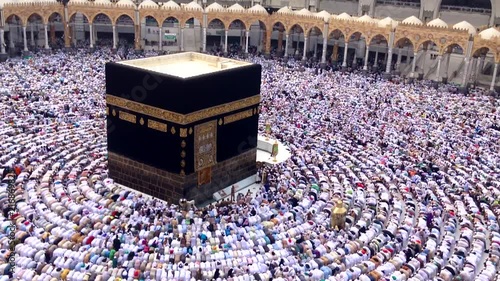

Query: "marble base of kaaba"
<box><xmin>108</xmin><ymin>149</ymin><xmax>257</xmax><ymax>204</ymax></box>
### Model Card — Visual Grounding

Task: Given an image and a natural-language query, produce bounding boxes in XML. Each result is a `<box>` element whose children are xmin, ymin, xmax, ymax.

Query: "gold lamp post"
<box><xmin>265</xmin><ymin>121</ymin><xmax>271</xmax><ymax>141</ymax></box>
<box><xmin>331</xmin><ymin>200</ymin><xmax>347</xmax><ymax>230</ymax></box>
<box><xmin>271</xmin><ymin>140</ymin><xmax>279</xmax><ymax>162</ymax></box>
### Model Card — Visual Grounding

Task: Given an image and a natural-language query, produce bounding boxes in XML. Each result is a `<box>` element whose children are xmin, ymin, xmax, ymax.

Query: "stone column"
<box><xmin>9</xmin><ymin>30</ymin><xmax>14</xmax><ymax>49</ymax></box>
<box><xmin>470</xmin><ymin>57</ymin><xmax>478</xmax><ymax>83</ymax></box>
<box><xmin>363</xmin><ymin>45</ymin><xmax>369</xmax><ymax>70</ymax></box>
<box><xmin>444</xmin><ymin>50</ymin><xmax>451</xmax><ymax>80</ymax></box>
<box><xmin>112</xmin><ymin>25</ymin><xmax>117</xmax><ymax>49</ymax></box>
<box><xmin>321</xmin><ymin>22</ymin><xmax>328</xmax><ymax>65</ymax></box>
<box><xmin>421</xmin><ymin>49</ymin><xmax>427</xmax><ymax>75</ymax></box>
<box><xmin>411</xmin><ymin>52</ymin><xmax>417</xmax><ymax>77</ymax></box>
<box><xmin>385</xmin><ymin>48</ymin><xmax>393</xmax><ymax>73</ymax></box>
<box><xmin>0</xmin><ymin>28</ymin><xmax>5</xmax><ymax>54</ymax></box>
<box><xmin>50</xmin><ymin>23</ymin><xmax>55</xmax><ymax>45</ymax></box>
<box><xmin>435</xmin><ymin>55</ymin><xmax>442</xmax><ymax>82</ymax></box>
<box><xmin>490</xmin><ymin>63</ymin><xmax>498</xmax><ymax>91</ymax></box>
<box><xmin>302</xmin><ymin>36</ymin><xmax>308</xmax><ymax>61</ymax></box>
<box><xmin>134</xmin><ymin>9</ymin><xmax>140</xmax><ymax>50</ymax></box>
<box><xmin>63</xmin><ymin>5</ymin><xmax>70</xmax><ymax>48</ymax></box>
<box><xmin>321</xmin><ymin>34</ymin><xmax>327</xmax><ymax>64</ymax></box>
<box><xmin>277</xmin><ymin>29</ymin><xmax>283</xmax><ymax>53</ymax></box>
<box><xmin>373</xmin><ymin>49</ymin><xmax>379</xmax><ymax>67</ymax></box>
<box><xmin>202</xmin><ymin>27</ymin><xmax>207</xmax><ymax>52</ymax></box>
<box><xmin>477</xmin><ymin>55</ymin><xmax>486</xmax><ymax>75</ymax></box>
<box><xmin>313</xmin><ymin>38</ymin><xmax>318</xmax><ymax>59</ymax></box>
<box><xmin>94</xmin><ymin>24</ymin><xmax>98</xmax><ymax>41</ymax></box>
<box><xmin>30</xmin><ymin>24</ymin><xmax>35</xmax><ymax>47</ymax></box>
<box><xmin>385</xmin><ymin>31</ymin><xmax>395</xmax><ymax>74</ymax></box>
<box><xmin>462</xmin><ymin>57</ymin><xmax>470</xmax><ymax>86</ymax></box>
<box><xmin>264</xmin><ymin>29</ymin><xmax>271</xmax><ymax>56</ymax></box>
<box><xmin>181</xmin><ymin>27</ymin><xmax>185</xmax><ymax>52</ymax></box>
<box><xmin>158</xmin><ymin>27</ymin><xmax>163</xmax><ymax>51</ymax></box>
<box><xmin>284</xmin><ymin>33</ymin><xmax>289</xmax><ymax>57</ymax></box>
<box><xmin>245</xmin><ymin>30</ymin><xmax>249</xmax><ymax>54</ymax></box>
<box><xmin>342</xmin><ymin>42</ymin><xmax>348</xmax><ymax>67</ymax></box>
<box><xmin>89</xmin><ymin>24</ymin><xmax>94</xmax><ymax>48</ymax></box>
<box><xmin>224</xmin><ymin>29</ymin><xmax>228</xmax><ymax>54</ymax></box>
<box><xmin>202</xmin><ymin>12</ymin><xmax>207</xmax><ymax>53</ymax></box>
<box><xmin>22</xmin><ymin>26</ymin><xmax>28</xmax><ymax>51</ymax></box>
<box><xmin>396</xmin><ymin>48</ymin><xmax>402</xmax><ymax>70</ymax></box>
<box><xmin>44</xmin><ymin>24</ymin><xmax>49</xmax><ymax>49</ymax></box>
<box><xmin>332</xmin><ymin>42</ymin><xmax>338</xmax><ymax>61</ymax></box>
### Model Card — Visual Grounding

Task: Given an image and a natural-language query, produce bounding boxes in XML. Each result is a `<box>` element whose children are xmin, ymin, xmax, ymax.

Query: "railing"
<box><xmin>440</xmin><ymin>5</ymin><xmax>491</xmax><ymax>15</ymax></box>
<box><xmin>375</xmin><ymin>0</ymin><xmax>420</xmax><ymax>8</ymax></box>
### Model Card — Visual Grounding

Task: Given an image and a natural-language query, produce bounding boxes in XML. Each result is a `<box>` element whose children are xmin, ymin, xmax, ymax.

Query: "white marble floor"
<box><xmin>256</xmin><ymin>135</ymin><xmax>292</xmax><ymax>164</ymax></box>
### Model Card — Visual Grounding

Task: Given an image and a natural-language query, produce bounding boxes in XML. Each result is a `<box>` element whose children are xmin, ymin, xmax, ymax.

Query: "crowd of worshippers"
<box><xmin>0</xmin><ymin>44</ymin><xmax>499</xmax><ymax>281</ymax></box>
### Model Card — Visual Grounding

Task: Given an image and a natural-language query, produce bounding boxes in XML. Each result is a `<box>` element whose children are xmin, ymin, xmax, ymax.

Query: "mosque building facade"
<box><xmin>0</xmin><ymin>0</ymin><xmax>499</xmax><ymax>90</ymax></box>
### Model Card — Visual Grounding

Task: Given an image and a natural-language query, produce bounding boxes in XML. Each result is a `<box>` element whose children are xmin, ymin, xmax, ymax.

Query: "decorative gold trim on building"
<box><xmin>139</xmin><ymin>118</ymin><xmax>144</xmax><ymax>125</ymax></box>
<box><xmin>181</xmin><ymin>140</ymin><xmax>186</xmax><ymax>148</ymax></box>
<box><xmin>181</xmin><ymin>150</ymin><xmax>186</xmax><ymax>158</ymax></box>
<box><xmin>188</xmin><ymin>127</ymin><xmax>193</xmax><ymax>135</ymax></box>
<box><xmin>112</xmin><ymin>109</ymin><xmax>116</xmax><ymax>116</ymax></box>
<box><xmin>106</xmin><ymin>94</ymin><xmax>261</xmax><ymax>125</ymax></box>
<box><xmin>171</xmin><ymin>126</ymin><xmax>176</xmax><ymax>134</ymax></box>
<box><xmin>224</xmin><ymin>109</ymin><xmax>254</xmax><ymax>125</ymax></box>
<box><xmin>218</xmin><ymin>118</ymin><xmax>223</xmax><ymax>126</ymax></box>
<box><xmin>180</xmin><ymin>160</ymin><xmax>186</xmax><ymax>168</ymax></box>
<box><xmin>179</xmin><ymin>128</ymin><xmax>188</xmax><ymax>138</ymax></box>
<box><xmin>119</xmin><ymin>111</ymin><xmax>136</xmax><ymax>123</ymax></box>
<box><xmin>106</xmin><ymin>107</ymin><xmax>109</xmax><ymax>115</ymax></box>
<box><xmin>180</xmin><ymin>170</ymin><xmax>185</xmax><ymax>176</ymax></box>
<box><xmin>147</xmin><ymin>120</ymin><xmax>167</xmax><ymax>132</ymax></box>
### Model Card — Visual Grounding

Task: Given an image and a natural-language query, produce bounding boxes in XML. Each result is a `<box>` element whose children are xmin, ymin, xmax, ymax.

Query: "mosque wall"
<box><xmin>319</xmin><ymin>0</ymin><xmax>358</xmax><ymax>15</ymax></box>
<box><xmin>0</xmin><ymin>1</ymin><xmax>498</xmax><ymax>82</ymax></box>
<box><xmin>373</xmin><ymin>5</ymin><xmax>419</xmax><ymax>20</ymax></box>
<box><xmin>440</xmin><ymin>11</ymin><xmax>490</xmax><ymax>27</ymax></box>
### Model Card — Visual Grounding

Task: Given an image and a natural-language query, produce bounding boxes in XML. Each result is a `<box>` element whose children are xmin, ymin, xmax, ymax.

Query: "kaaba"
<box><xmin>105</xmin><ymin>52</ymin><xmax>261</xmax><ymax>203</ymax></box>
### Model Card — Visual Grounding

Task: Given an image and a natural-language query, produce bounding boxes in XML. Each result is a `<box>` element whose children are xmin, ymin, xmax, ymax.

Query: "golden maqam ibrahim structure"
<box><xmin>0</xmin><ymin>0</ymin><xmax>499</xmax><ymax>89</ymax></box>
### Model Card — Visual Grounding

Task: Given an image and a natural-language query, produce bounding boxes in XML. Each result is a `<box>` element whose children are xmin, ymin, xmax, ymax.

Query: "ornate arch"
<box><xmin>89</xmin><ymin>12</ymin><xmax>113</xmax><ymax>25</ymax></box>
<box><xmin>471</xmin><ymin>45</ymin><xmax>497</xmax><ymax>61</ymax></box>
<box><xmin>113</xmin><ymin>13</ymin><xmax>135</xmax><ymax>26</ymax></box>
<box><xmin>243</xmin><ymin>17</ymin><xmax>267</xmax><ymax>32</ymax></box>
<box><xmin>26</xmin><ymin>13</ymin><xmax>45</xmax><ymax>26</ymax></box>
<box><xmin>206</xmin><ymin>17</ymin><xmax>226</xmax><ymax>30</ymax></box>
<box><xmin>328</xmin><ymin>28</ymin><xmax>347</xmax><ymax>40</ymax></box>
<box><xmin>227</xmin><ymin>18</ymin><xmax>247</xmax><ymax>30</ymax></box>
<box><xmin>415</xmin><ymin>39</ymin><xmax>441</xmax><ymax>52</ymax></box>
<box><xmin>367</xmin><ymin>33</ymin><xmax>389</xmax><ymax>45</ymax></box>
<box><xmin>47</xmin><ymin>12</ymin><xmax>64</xmax><ymax>24</ymax></box>
<box><xmin>159</xmin><ymin>14</ymin><xmax>182</xmax><ymax>26</ymax></box>
<box><xmin>4</xmin><ymin>13</ymin><xmax>23</xmax><ymax>26</ymax></box>
<box><xmin>441</xmin><ymin>42</ymin><xmax>466</xmax><ymax>56</ymax></box>
<box><xmin>179</xmin><ymin>14</ymin><xmax>203</xmax><ymax>28</ymax></box>
<box><xmin>267</xmin><ymin>20</ymin><xmax>287</xmax><ymax>34</ymax></box>
<box><xmin>306</xmin><ymin>25</ymin><xmax>323</xmax><ymax>37</ymax></box>
<box><xmin>141</xmin><ymin>14</ymin><xmax>161</xmax><ymax>26</ymax></box>
<box><xmin>344</xmin><ymin>30</ymin><xmax>370</xmax><ymax>43</ymax></box>
<box><xmin>68</xmin><ymin>11</ymin><xmax>92</xmax><ymax>25</ymax></box>
<box><xmin>393</xmin><ymin>36</ymin><xmax>415</xmax><ymax>50</ymax></box>
<box><xmin>286</xmin><ymin>22</ymin><xmax>306</xmax><ymax>35</ymax></box>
